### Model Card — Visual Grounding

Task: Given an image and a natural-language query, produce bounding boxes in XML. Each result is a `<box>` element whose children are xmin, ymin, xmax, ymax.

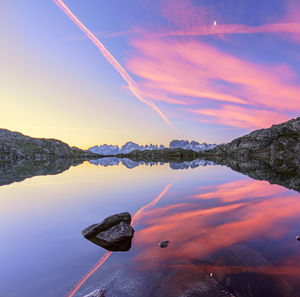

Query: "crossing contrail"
<box><xmin>53</xmin><ymin>0</ymin><xmax>178</xmax><ymax>133</ymax></box>
<box><xmin>65</xmin><ymin>177</ymin><xmax>179</xmax><ymax>297</ymax></box>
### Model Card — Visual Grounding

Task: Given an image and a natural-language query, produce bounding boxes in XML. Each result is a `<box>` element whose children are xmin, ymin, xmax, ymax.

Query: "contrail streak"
<box><xmin>53</xmin><ymin>0</ymin><xmax>178</xmax><ymax>133</ymax></box>
<box><xmin>131</xmin><ymin>177</ymin><xmax>180</xmax><ymax>226</ymax></box>
<box><xmin>65</xmin><ymin>177</ymin><xmax>179</xmax><ymax>297</ymax></box>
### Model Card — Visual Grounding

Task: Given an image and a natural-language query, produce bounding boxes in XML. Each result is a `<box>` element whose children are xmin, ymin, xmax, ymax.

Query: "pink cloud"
<box><xmin>158</xmin><ymin>22</ymin><xmax>300</xmax><ymax>38</ymax></box>
<box><xmin>192</xmin><ymin>105</ymin><xmax>290</xmax><ymax>129</ymax></box>
<box><xmin>127</xmin><ymin>37</ymin><xmax>300</xmax><ymax>129</ymax></box>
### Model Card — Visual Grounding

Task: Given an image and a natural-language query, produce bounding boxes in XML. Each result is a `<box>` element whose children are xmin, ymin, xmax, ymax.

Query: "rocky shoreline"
<box><xmin>1</xmin><ymin>117</ymin><xmax>300</xmax><ymax>190</ymax></box>
<box><xmin>112</xmin><ymin>117</ymin><xmax>300</xmax><ymax>192</ymax></box>
<box><xmin>0</xmin><ymin>128</ymin><xmax>100</xmax><ymax>162</ymax></box>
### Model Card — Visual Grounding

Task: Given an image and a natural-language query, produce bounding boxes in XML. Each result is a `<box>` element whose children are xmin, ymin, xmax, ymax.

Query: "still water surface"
<box><xmin>1</xmin><ymin>161</ymin><xmax>300</xmax><ymax>297</ymax></box>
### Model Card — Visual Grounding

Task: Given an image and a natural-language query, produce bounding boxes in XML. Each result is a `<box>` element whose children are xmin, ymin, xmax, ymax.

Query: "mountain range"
<box><xmin>89</xmin><ymin>140</ymin><xmax>217</xmax><ymax>155</ymax></box>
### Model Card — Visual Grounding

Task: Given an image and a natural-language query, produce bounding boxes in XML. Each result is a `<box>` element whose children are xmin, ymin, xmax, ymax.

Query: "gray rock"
<box><xmin>198</xmin><ymin>117</ymin><xmax>300</xmax><ymax>193</ymax></box>
<box><xmin>0</xmin><ymin>128</ymin><xmax>100</xmax><ymax>162</ymax></box>
<box><xmin>89</xmin><ymin>221</ymin><xmax>134</xmax><ymax>251</ymax></box>
<box><xmin>200</xmin><ymin>117</ymin><xmax>300</xmax><ymax>164</ymax></box>
<box><xmin>81</xmin><ymin>212</ymin><xmax>134</xmax><ymax>251</ymax></box>
<box><xmin>81</xmin><ymin>212</ymin><xmax>131</xmax><ymax>238</ymax></box>
<box><xmin>83</xmin><ymin>289</ymin><xmax>105</xmax><ymax>297</ymax></box>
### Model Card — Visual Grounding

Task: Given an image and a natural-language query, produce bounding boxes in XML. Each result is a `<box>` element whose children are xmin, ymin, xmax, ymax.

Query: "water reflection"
<box><xmin>89</xmin><ymin>157</ymin><xmax>215</xmax><ymax>170</ymax></box>
<box><xmin>0</xmin><ymin>158</ymin><xmax>82</xmax><ymax>186</ymax></box>
<box><xmin>1</xmin><ymin>160</ymin><xmax>300</xmax><ymax>297</ymax></box>
<box><xmin>78</xmin><ymin>179</ymin><xmax>300</xmax><ymax>297</ymax></box>
<box><xmin>208</xmin><ymin>157</ymin><xmax>300</xmax><ymax>193</ymax></box>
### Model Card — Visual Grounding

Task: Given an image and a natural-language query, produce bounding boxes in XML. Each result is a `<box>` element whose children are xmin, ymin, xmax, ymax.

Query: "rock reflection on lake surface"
<box><xmin>0</xmin><ymin>158</ymin><xmax>82</xmax><ymax>186</ymax></box>
<box><xmin>89</xmin><ymin>157</ymin><xmax>215</xmax><ymax>170</ymax></box>
<box><xmin>1</xmin><ymin>161</ymin><xmax>300</xmax><ymax>297</ymax></box>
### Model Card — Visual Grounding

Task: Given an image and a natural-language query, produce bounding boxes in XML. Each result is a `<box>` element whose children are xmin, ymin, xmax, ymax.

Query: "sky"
<box><xmin>1</xmin><ymin>0</ymin><xmax>300</xmax><ymax>148</ymax></box>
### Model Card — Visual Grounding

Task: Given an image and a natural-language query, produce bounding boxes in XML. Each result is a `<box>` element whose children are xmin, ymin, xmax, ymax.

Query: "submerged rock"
<box><xmin>159</xmin><ymin>240</ymin><xmax>170</xmax><ymax>248</ymax></box>
<box><xmin>83</xmin><ymin>288</ymin><xmax>105</xmax><ymax>297</ymax></box>
<box><xmin>81</xmin><ymin>212</ymin><xmax>134</xmax><ymax>251</ymax></box>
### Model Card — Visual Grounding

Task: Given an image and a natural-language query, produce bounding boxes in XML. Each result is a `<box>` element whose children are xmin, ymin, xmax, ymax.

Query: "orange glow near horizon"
<box><xmin>65</xmin><ymin>177</ymin><xmax>178</xmax><ymax>297</ymax></box>
<box><xmin>53</xmin><ymin>0</ymin><xmax>178</xmax><ymax>133</ymax></box>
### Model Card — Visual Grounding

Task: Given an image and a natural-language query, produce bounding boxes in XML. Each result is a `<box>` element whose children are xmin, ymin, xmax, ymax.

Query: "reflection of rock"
<box><xmin>169</xmin><ymin>160</ymin><xmax>215</xmax><ymax>170</ymax></box>
<box><xmin>89</xmin><ymin>157</ymin><xmax>120</xmax><ymax>167</ymax></box>
<box><xmin>89</xmin><ymin>158</ymin><xmax>215</xmax><ymax>170</ymax></box>
<box><xmin>207</xmin><ymin>157</ymin><xmax>300</xmax><ymax>193</ymax></box>
<box><xmin>0</xmin><ymin>158</ymin><xmax>82</xmax><ymax>187</ymax></box>
<box><xmin>81</xmin><ymin>212</ymin><xmax>134</xmax><ymax>252</ymax></box>
<box><xmin>121</xmin><ymin>158</ymin><xmax>143</xmax><ymax>169</ymax></box>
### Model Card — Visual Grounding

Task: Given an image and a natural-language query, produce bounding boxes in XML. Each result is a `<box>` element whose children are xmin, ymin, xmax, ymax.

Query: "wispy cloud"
<box><xmin>126</xmin><ymin>36</ymin><xmax>300</xmax><ymax>129</ymax></box>
<box><xmin>53</xmin><ymin>0</ymin><xmax>178</xmax><ymax>133</ymax></box>
<box><xmin>159</xmin><ymin>22</ymin><xmax>300</xmax><ymax>37</ymax></box>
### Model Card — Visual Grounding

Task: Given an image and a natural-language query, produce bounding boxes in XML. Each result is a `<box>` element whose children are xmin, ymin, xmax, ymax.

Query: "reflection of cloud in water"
<box><xmin>136</xmin><ymin>180</ymin><xmax>299</xmax><ymax>262</ymax></box>
<box><xmin>128</xmin><ymin>179</ymin><xmax>300</xmax><ymax>296</ymax></box>
<box><xmin>65</xmin><ymin>178</ymin><xmax>178</xmax><ymax>297</ymax></box>
<box><xmin>89</xmin><ymin>158</ymin><xmax>215</xmax><ymax>170</ymax></box>
<box><xmin>69</xmin><ymin>178</ymin><xmax>300</xmax><ymax>297</ymax></box>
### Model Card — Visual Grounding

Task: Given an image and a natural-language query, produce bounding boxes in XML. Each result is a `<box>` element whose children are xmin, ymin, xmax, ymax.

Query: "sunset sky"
<box><xmin>1</xmin><ymin>0</ymin><xmax>300</xmax><ymax>148</ymax></box>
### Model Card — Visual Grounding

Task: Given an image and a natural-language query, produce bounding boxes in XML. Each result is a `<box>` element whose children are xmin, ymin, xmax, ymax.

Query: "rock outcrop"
<box><xmin>81</xmin><ymin>212</ymin><xmax>134</xmax><ymax>251</ymax></box>
<box><xmin>201</xmin><ymin>117</ymin><xmax>300</xmax><ymax>165</ymax></box>
<box><xmin>198</xmin><ymin>117</ymin><xmax>300</xmax><ymax>192</ymax></box>
<box><xmin>0</xmin><ymin>128</ymin><xmax>100</xmax><ymax>161</ymax></box>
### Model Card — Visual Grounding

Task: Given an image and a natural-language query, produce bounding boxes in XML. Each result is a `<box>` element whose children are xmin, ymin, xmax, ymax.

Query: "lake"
<box><xmin>1</xmin><ymin>160</ymin><xmax>300</xmax><ymax>297</ymax></box>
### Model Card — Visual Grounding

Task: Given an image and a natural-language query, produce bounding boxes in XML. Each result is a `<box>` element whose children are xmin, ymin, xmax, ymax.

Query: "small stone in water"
<box><xmin>296</xmin><ymin>236</ymin><xmax>300</xmax><ymax>241</ymax></box>
<box><xmin>159</xmin><ymin>240</ymin><xmax>170</xmax><ymax>248</ymax></box>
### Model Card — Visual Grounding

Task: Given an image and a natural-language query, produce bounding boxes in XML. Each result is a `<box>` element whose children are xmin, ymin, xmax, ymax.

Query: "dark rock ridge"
<box><xmin>200</xmin><ymin>117</ymin><xmax>300</xmax><ymax>163</ymax></box>
<box><xmin>81</xmin><ymin>212</ymin><xmax>134</xmax><ymax>251</ymax></box>
<box><xmin>198</xmin><ymin>117</ymin><xmax>300</xmax><ymax>192</ymax></box>
<box><xmin>0</xmin><ymin>128</ymin><xmax>100</xmax><ymax>161</ymax></box>
<box><xmin>116</xmin><ymin>148</ymin><xmax>200</xmax><ymax>162</ymax></box>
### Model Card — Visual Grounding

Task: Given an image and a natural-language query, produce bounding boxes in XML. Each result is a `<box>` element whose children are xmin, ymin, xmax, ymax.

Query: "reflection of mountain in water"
<box><xmin>0</xmin><ymin>158</ymin><xmax>82</xmax><ymax>187</ymax></box>
<box><xmin>89</xmin><ymin>158</ymin><xmax>215</xmax><ymax>170</ymax></box>
<box><xmin>206</xmin><ymin>157</ymin><xmax>300</xmax><ymax>193</ymax></box>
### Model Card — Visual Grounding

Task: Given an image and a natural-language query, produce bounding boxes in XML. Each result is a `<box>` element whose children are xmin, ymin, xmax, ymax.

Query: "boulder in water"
<box><xmin>81</xmin><ymin>212</ymin><xmax>134</xmax><ymax>251</ymax></box>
